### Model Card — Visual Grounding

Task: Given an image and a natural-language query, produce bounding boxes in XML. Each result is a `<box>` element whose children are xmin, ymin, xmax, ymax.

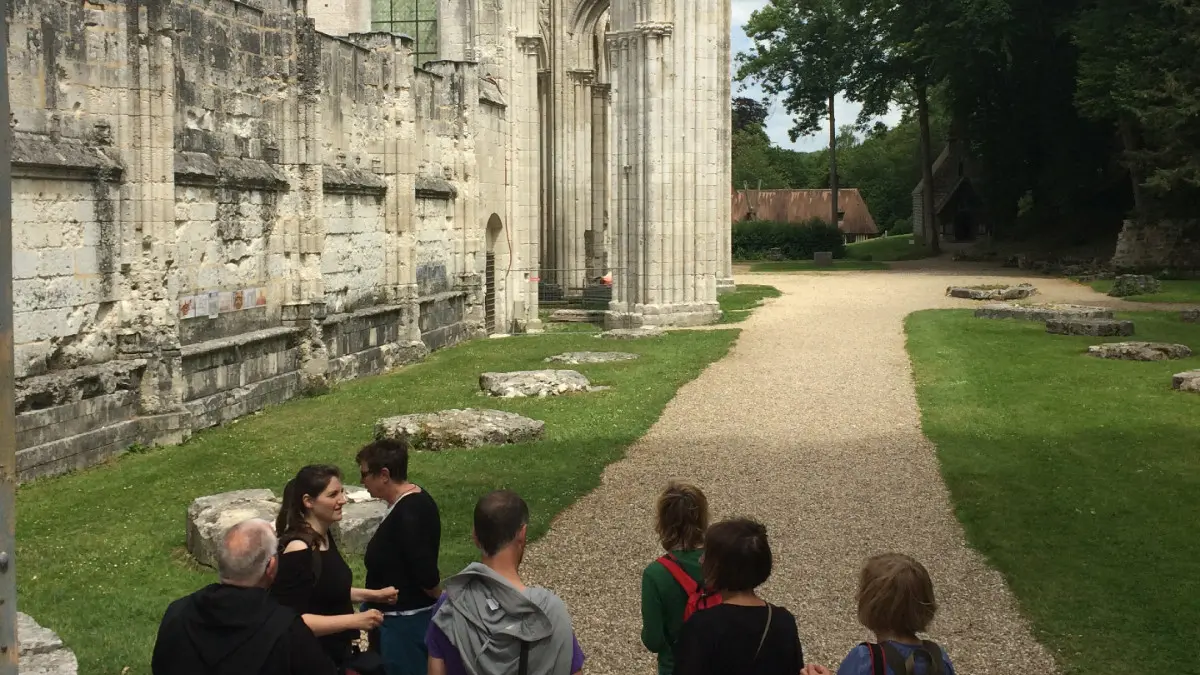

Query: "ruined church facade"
<box><xmin>9</xmin><ymin>0</ymin><xmax>732</xmax><ymax>480</ymax></box>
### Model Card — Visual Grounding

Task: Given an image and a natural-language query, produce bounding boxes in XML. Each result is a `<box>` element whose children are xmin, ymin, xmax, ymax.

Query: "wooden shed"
<box><xmin>731</xmin><ymin>189</ymin><xmax>880</xmax><ymax>243</ymax></box>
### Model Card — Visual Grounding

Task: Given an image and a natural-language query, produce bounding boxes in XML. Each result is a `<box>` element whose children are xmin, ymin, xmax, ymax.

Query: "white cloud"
<box><xmin>729</xmin><ymin>0</ymin><xmax>903</xmax><ymax>152</ymax></box>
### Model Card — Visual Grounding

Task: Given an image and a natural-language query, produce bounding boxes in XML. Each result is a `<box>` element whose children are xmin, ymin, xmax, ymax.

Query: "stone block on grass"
<box><xmin>546</xmin><ymin>351</ymin><xmax>639</xmax><ymax>365</ymax></box>
<box><xmin>599</xmin><ymin>326</ymin><xmax>665</xmax><ymax>339</ymax></box>
<box><xmin>186</xmin><ymin>488</ymin><xmax>386</xmax><ymax>568</ymax></box>
<box><xmin>480</xmin><ymin>370</ymin><xmax>599</xmax><ymax>398</ymax></box>
<box><xmin>975</xmin><ymin>303</ymin><xmax>1113</xmax><ymax>322</ymax></box>
<box><xmin>1046</xmin><ymin>318</ymin><xmax>1135</xmax><ymax>337</ymax></box>
<box><xmin>1182</xmin><ymin>309</ymin><xmax>1199</xmax><ymax>323</ymax></box>
<box><xmin>375</xmin><ymin>408</ymin><xmax>545</xmax><ymax>451</ymax></box>
<box><xmin>946</xmin><ymin>283</ymin><xmax>1037</xmax><ymax>301</ymax></box>
<box><xmin>1087</xmin><ymin>342</ymin><xmax>1192</xmax><ymax>361</ymax></box>
<box><xmin>813</xmin><ymin>252</ymin><xmax>833</xmax><ymax>267</ymax></box>
<box><xmin>1108</xmin><ymin>274</ymin><xmax>1161</xmax><ymax>297</ymax></box>
<box><xmin>1172</xmin><ymin>370</ymin><xmax>1200</xmax><ymax>393</ymax></box>
<box><xmin>18</xmin><ymin>612</ymin><xmax>78</xmax><ymax>675</ymax></box>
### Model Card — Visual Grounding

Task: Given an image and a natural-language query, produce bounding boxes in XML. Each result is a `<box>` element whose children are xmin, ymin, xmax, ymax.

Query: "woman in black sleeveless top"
<box><xmin>271</xmin><ymin>465</ymin><xmax>397</xmax><ymax>669</ymax></box>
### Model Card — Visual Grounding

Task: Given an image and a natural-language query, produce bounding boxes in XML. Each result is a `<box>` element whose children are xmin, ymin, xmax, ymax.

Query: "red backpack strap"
<box><xmin>864</xmin><ymin>642</ymin><xmax>887</xmax><ymax>675</ymax></box>
<box><xmin>656</xmin><ymin>554</ymin><xmax>699</xmax><ymax>594</ymax></box>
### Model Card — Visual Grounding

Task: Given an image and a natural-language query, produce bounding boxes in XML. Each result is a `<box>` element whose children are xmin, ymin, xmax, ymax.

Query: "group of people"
<box><xmin>151</xmin><ymin>440</ymin><xmax>955</xmax><ymax>675</ymax></box>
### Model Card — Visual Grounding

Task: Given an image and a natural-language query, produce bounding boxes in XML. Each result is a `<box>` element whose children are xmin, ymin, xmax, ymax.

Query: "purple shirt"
<box><xmin>424</xmin><ymin>594</ymin><xmax>586</xmax><ymax>675</ymax></box>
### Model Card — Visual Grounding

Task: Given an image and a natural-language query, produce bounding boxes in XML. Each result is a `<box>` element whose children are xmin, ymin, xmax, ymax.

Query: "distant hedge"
<box><xmin>732</xmin><ymin>219</ymin><xmax>847</xmax><ymax>260</ymax></box>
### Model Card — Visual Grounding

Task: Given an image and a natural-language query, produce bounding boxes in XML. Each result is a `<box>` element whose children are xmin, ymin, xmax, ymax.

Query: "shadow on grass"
<box><xmin>907</xmin><ymin>309</ymin><xmax>1200</xmax><ymax>675</ymax></box>
<box><xmin>16</xmin><ymin>329</ymin><xmax>738</xmax><ymax>674</ymax></box>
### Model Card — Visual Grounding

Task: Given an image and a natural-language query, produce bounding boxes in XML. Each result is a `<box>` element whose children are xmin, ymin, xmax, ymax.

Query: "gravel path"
<box><xmin>519</xmin><ymin>267</ymin><xmax>1114</xmax><ymax>674</ymax></box>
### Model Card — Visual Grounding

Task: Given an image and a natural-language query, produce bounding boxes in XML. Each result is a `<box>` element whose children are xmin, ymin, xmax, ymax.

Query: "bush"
<box><xmin>732</xmin><ymin>219</ymin><xmax>847</xmax><ymax>260</ymax></box>
<box><xmin>888</xmin><ymin>217</ymin><xmax>913</xmax><ymax>236</ymax></box>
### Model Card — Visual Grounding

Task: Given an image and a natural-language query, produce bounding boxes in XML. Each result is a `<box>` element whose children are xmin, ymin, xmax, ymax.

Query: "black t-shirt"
<box><xmin>364</xmin><ymin>488</ymin><xmax>442</xmax><ymax>612</ymax></box>
<box><xmin>673</xmin><ymin>603</ymin><xmax>805</xmax><ymax>675</ymax></box>
<box><xmin>270</xmin><ymin>533</ymin><xmax>356</xmax><ymax>666</ymax></box>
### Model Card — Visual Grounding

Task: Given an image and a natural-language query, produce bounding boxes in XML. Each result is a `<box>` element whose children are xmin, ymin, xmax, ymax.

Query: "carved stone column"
<box><xmin>605</xmin><ymin>0</ymin><xmax>730</xmax><ymax>328</ymax></box>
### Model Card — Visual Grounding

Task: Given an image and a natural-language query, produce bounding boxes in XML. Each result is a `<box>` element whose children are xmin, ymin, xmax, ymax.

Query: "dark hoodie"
<box><xmin>151</xmin><ymin>584</ymin><xmax>336</xmax><ymax>675</ymax></box>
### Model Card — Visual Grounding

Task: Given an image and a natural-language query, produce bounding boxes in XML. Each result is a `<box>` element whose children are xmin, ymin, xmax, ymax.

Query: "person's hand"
<box><xmin>356</xmin><ymin>609</ymin><xmax>385</xmax><ymax>630</ymax></box>
<box><xmin>373</xmin><ymin>586</ymin><xmax>399</xmax><ymax>605</ymax></box>
<box><xmin>801</xmin><ymin>665</ymin><xmax>832</xmax><ymax>675</ymax></box>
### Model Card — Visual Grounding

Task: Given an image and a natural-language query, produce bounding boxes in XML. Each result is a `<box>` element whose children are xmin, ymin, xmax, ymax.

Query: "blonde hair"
<box><xmin>655</xmin><ymin>482</ymin><xmax>709</xmax><ymax>551</ymax></box>
<box><xmin>856</xmin><ymin>553</ymin><xmax>938</xmax><ymax>634</ymax></box>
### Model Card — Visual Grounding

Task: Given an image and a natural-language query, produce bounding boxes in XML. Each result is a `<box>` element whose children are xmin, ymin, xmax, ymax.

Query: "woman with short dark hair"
<box><xmin>672</xmin><ymin>518</ymin><xmax>814</xmax><ymax>675</ymax></box>
<box><xmin>357</xmin><ymin>439</ymin><xmax>442</xmax><ymax>675</ymax></box>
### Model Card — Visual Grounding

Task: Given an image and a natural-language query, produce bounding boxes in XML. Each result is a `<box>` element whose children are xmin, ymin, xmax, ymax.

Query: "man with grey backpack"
<box><xmin>424</xmin><ymin>490</ymin><xmax>585</xmax><ymax>675</ymax></box>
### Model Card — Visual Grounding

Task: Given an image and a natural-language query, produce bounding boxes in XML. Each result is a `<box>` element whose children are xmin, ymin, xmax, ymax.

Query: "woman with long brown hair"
<box><xmin>271</xmin><ymin>464</ymin><xmax>397</xmax><ymax>672</ymax></box>
<box><xmin>640</xmin><ymin>481</ymin><xmax>712</xmax><ymax>675</ymax></box>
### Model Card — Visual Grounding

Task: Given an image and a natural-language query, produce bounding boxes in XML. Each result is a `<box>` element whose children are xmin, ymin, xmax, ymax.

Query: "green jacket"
<box><xmin>640</xmin><ymin>549</ymin><xmax>704</xmax><ymax>675</ymax></box>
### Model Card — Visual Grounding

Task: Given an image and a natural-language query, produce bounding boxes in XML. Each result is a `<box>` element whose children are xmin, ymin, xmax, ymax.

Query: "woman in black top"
<box><xmin>674</xmin><ymin>518</ymin><xmax>828</xmax><ymax>675</ymax></box>
<box><xmin>356</xmin><ymin>440</ymin><xmax>442</xmax><ymax>675</ymax></box>
<box><xmin>272</xmin><ymin>464</ymin><xmax>397</xmax><ymax>669</ymax></box>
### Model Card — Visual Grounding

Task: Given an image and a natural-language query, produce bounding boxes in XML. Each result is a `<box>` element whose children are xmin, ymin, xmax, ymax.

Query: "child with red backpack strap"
<box><xmin>640</xmin><ymin>482</ymin><xmax>714</xmax><ymax>675</ymax></box>
<box><xmin>833</xmin><ymin>553</ymin><xmax>957</xmax><ymax>675</ymax></box>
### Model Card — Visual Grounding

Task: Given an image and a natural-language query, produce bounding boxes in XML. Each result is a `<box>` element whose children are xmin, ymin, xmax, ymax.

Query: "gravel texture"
<box><xmin>521</xmin><ymin>267</ymin><xmax>1076</xmax><ymax>674</ymax></box>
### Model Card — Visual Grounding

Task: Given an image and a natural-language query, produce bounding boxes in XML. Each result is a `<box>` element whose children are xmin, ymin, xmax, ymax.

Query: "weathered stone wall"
<box><xmin>9</xmin><ymin>0</ymin><xmax>536</xmax><ymax>481</ymax></box>
<box><xmin>1111</xmin><ymin>219</ymin><xmax>1200</xmax><ymax>271</ymax></box>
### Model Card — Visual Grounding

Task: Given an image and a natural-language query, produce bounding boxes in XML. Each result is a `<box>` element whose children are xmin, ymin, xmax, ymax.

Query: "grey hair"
<box><xmin>217</xmin><ymin>518</ymin><xmax>278</xmax><ymax>586</ymax></box>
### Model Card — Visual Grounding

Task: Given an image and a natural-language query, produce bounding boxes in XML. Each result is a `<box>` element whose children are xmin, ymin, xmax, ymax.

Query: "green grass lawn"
<box><xmin>1087</xmin><ymin>279</ymin><xmax>1200</xmax><ymax>303</ymax></box>
<box><xmin>748</xmin><ymin>259</ymin><xmax>890</xmax><ymax>272</ymax></box>
<box><xmin>17</xmin><ymin>329</ymin><xmax>737</xmax><ymax>674</ymax></box>
<box><xmin>846</xmin><ymin>233</ymin><xmax>932</xmax><ymax>262</ymax></box>
<box><xmin>906</xmin><ymin>310</ymin><xmax>1200</xmax><ymax>675</ymax></box>
<box><xmin>719</xmin><ymin>284</ymin><xmax>782</xmax><ymax>323</ymax></box>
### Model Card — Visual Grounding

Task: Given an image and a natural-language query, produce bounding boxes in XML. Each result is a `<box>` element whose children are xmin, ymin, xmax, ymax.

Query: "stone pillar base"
<box><xmin>605</xmin><ymin>301</ymin><xmax>721</xmax><ymax>329</ymax></box>
<box><xmin>717</xmin><ymin>277</ymin><xmax>737</xmax><ymax>295</ymax></box>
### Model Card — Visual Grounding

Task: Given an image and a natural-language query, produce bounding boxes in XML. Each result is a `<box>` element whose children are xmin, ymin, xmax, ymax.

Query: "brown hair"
<box><xmin>276</xmin><ymin>464</ymin><xmax>343</xmax><ymax>550</ymax></box>
<box><xmin>856</xmin><ymin>553</ymin><xmax>938</xmax><ymax>635</ymax></box>
<box><xmin>701</xmin><ymin>518</ymin><xmax>772</xmax><ymax>592</ymax></box>
<box><xmin>655</xmin><ymin>482</ymin><xmax>709</xmax><ymax>552</ymax></box>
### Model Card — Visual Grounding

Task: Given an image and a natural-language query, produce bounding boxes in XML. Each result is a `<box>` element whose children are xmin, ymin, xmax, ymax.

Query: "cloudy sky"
<box><xmin>730</xmin><ymin>0</ymin><xmax>903</xmax><ymax>152</ymax></box>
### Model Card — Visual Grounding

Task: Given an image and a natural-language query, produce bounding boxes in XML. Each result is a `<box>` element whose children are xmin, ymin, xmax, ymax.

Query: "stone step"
<box><xmin>1046</xmin><ymin>318</ymin><xmax>1135</xmax><ymax>337</ymax></box>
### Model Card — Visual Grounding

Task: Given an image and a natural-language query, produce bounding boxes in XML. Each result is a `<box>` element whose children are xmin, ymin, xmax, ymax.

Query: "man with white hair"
<box><xmin>152</xmin><ymin>518</ymin><xmax>337</xmax><ymax>675</ymax></box>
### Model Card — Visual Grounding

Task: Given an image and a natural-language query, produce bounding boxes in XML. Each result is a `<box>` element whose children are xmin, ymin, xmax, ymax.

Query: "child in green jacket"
<box><xmin>640</xmin><ymin>482</ymin><xmax>710</xmax><ymax>675</ymax></box>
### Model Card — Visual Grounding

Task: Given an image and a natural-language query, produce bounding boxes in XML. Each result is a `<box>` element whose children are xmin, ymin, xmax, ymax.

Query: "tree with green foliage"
<box><xmin>845</xmin><ymin>0</ymin><xmax>1011</xmax><ymax>251</ymax></box>
<box><xmin>732</xmin><ymin>97</ymin><xmax>771</xmax><ymax>133</ymax></box>
<box><xmin>737</xmin><ymin>0</ymin><xmax>857</xmax><ymax>227</ymax></box>
<box><xmin>1074</xmin><ymin>0</ymin><xmax>1200</xmax><ymax>222</ymax></box>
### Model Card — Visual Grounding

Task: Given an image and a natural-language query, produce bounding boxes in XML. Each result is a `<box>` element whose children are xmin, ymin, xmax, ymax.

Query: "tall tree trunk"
<box><xmin>1118</xmin><ymin>115</ymin><xmax>1146</xmax><ymax>222</ymax></box>
<box><xmin>828</xmin><ymin>94</ymin><xmax>839</xmax><ymax>230</ymax></box>
<box><xmin>916</xmin><ymin>84</ymin><xmax>940</xmax><ymax>255</ymax></box>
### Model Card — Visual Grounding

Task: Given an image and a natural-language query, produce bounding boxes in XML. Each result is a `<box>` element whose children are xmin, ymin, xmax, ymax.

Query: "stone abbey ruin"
<box><xmin>11</xmin><ymin>0</ymin><xmax>734</xmax><ymax>480</ymax></box>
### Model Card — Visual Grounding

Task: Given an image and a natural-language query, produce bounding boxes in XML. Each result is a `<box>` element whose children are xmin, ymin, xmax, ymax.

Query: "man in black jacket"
<box><xmin>152</xmin><ymin>518</ymin><xmax>336</xmax><ymax>675</ymax></box>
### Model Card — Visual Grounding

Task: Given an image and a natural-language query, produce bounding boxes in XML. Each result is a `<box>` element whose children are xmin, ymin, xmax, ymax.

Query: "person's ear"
<box><xmin>518</xmin><ymin>524</ymin><xmax>528</xmax><ymax>543</ymax></box>
<box><xmin>264</xmin><ymin>555</ymin><xmax>279</xmax><ymax>584</ymax></box>
<box><xmin>301</xmin><ymin>493</ymin><xmax>314</xmax><ymax>510</ymax></box>
<box><xmin>379</xmin><ymin>467</ymin><xmax>391</xmax><ymax>483</ymax></box>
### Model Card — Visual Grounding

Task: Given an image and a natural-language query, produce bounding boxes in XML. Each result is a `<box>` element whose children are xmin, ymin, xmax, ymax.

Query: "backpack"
<box><xmin>864</xmin><ymin>640</ymin><xmax>946</xmax><ymax>675</ymax></box>
<box><xmin>656</xmin><ymin>554</ymin><xmax>722</xmax><ymax>620</ymax></box>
